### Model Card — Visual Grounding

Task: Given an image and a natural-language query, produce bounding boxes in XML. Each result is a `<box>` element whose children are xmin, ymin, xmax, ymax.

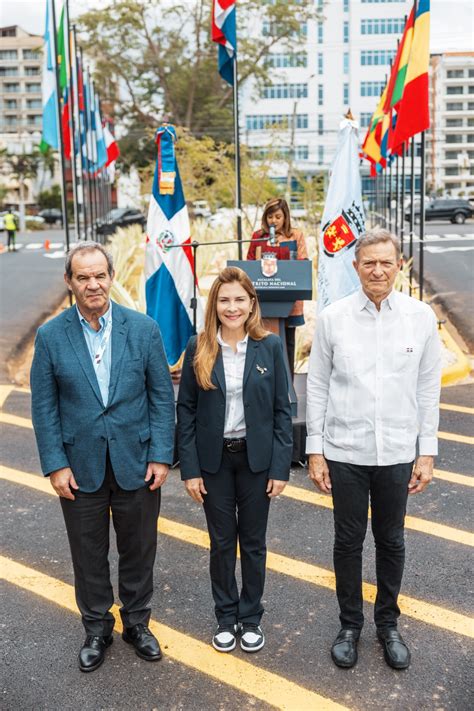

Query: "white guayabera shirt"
<box><xmin>306</xmin><ymin>289</ymin><xmax>442</xmax><ymax>466</ymax></box>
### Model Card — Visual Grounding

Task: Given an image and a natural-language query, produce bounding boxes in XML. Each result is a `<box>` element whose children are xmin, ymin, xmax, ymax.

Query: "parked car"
<box><xmin>96</xmin><ymin>207</ymin><xmax>146</xmax><ymax>236</ymax></box>
<box><xmin>39</xmin><ymin>208</ymin><xmax>63</xmax><ymax>225</ymax></box>
<box><xmin>405</xmin><ymin>198</ymin><xmax>473</xmax><ymax>224</ymax></box>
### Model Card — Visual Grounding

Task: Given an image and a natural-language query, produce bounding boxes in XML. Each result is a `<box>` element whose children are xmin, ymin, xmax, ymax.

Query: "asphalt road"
<box><xmin>406</xmin><ymin>221</ymin><xmax>474</xmax><ymax>349</ymax></box>
<box><xmin>1</xmin><ymin>382</ymin><xmax>473</xmax><ymax>710</ymax></box>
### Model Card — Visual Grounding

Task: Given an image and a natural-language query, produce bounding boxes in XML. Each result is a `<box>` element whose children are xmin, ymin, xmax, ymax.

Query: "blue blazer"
<box><xmin>177</xmin><ymin>333</ymin><xmax>293</xmax><ymax>481</ymax></box>
<box><xmin>31</xmin><ymin>301</ymin><xmax>175</xmax><ymax>492</ymax></box>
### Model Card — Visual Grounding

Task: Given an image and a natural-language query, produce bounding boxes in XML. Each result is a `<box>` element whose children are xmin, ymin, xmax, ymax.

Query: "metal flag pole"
<box><xmin>400</xmin><ymin>142</ymin><xmax>406</xmax><ymax>255</ymax></box>
<box><xmin>409</xmin><ymin>136</ymin><xmax>415</xmax><ymax>295</ymax></box>
<box><xmin>51</xmin><ymin>0</ymin><xmax>70</xmax><ymax>256</ymax></box>
<box><xmin>232</xmin><ymin>55</ymin><xmax>243</xmax><ymax>260</ymax></box>
<box><xmin>419</xmin><ymin>130</ymin><xmax>426</xmax><ymax>300</ymax></box>
<box><xmin>388</xmin><ymin>159</ymin><xmax>393</xmax><ymax>232</ymax></box>
<box><xmin>73</xmin><ymin>28</ymin><xmax>88</xmax><ymax>240</ymax></box>
<box><xmin>395</xmin><ymin>153</ymin><xmax>399</xmax><ymax>237</ymax></box>
<box><xmin>65</xmin><ymin>1</ymin><xmax>80</xmax><ymax>241</ymax></box>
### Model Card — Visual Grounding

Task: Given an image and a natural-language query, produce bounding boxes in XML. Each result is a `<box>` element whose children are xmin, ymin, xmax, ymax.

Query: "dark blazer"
<box><xmin>177</xmin><ymin>333</ymin><xmax>293</xmax><ymax>481</ymax></box>
<box><xmin>31</xmin><ymin>301</ymin><xmax>175</xmax><ymax>492</ymax></box>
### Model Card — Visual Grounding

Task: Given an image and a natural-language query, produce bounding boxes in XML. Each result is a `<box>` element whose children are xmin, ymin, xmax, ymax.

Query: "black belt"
<box><xmin>223</xmin><ymin>438</ymin><xmax>247</xmax><ymax>453</ymax></box>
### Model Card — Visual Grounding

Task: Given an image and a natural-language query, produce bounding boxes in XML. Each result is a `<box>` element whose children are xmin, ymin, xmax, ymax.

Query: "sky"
<box><xmin>1</xmin><ymin>0</ymin><xmax>473</xmax><ymax>53</ymax></box>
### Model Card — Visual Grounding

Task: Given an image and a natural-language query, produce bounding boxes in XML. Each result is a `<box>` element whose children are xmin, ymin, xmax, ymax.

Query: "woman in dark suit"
<box><xmin>177</xmin><ymin>266</ymin><xmax>292</xmax><ymax>654</ymax></box>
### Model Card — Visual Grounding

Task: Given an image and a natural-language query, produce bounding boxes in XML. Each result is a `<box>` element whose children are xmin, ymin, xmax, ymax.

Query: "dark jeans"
<box><xmin>202</xmin><ymin>447</ymin><xmax>271</xmax><ymax>626</ymax></box>
<box><xmin>285</xmin><ymin>326</ymin><xmax>295</xmax><ymax>380</ymax></box>
<box><xmin>328</xmin><ymin>460</ymin><xmax>413</xmax><ymax>631</ymax></box>
<box><xmin>60</xmin><ymin>452</ymin><xmax>160</xmax><ymax>635</ymax></box>
<box><xmin>7</xmin><ymin>230</ymin><xmax>15</xmax><ymax>250</ymax></box>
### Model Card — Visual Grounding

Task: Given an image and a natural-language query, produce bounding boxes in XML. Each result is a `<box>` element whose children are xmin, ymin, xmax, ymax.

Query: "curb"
<box><xmin>440</xmin><ymin>325</ymin><xmax>472</xmax><ymax>387</ymax></box>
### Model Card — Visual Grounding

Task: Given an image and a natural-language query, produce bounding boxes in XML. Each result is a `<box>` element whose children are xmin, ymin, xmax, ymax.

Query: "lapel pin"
<box><xmin>256</xmin><ymin>364</ymin><xmax>267</xmax><ymax>374</ymax></box>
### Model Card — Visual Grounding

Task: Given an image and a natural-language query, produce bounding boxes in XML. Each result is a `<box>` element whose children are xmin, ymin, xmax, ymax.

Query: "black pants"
<box><xmin>7</xmin><ymin>230</ymin><xmax>15</xmax><ymax>250</ymax></box>
<box><xmin>60</xmin><ymin>453</ymin><xmax>160</xmax><ymax>635</ymax></box>
<box><xmin>328</xmin><ymin>460</ymin><xmax>413</xmax><ymax>631</ymax></box>
<box><xmin>202</xmin><ymin>447</ymin><xmax>271</xmax><ymax>626</ymax></box>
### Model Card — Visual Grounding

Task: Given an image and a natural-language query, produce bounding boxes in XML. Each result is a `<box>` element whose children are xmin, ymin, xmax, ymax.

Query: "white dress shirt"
<box><xmin>77</xmin><ymin>302</ymin><xmax>112</xmax><ymax>407</ymax></box>
<box><xmin>306</xmin><ymin>289</ymin><xmax>442</xmax><ymax>465</ymax></box>
<box><xmin>217</xmin><ymin>329</ymin><xmax>248</xmax><ymax>439</ymax></box>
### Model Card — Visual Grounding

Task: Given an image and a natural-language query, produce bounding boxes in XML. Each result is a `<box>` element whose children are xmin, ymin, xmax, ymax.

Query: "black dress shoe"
<box><xmin>122</xmin><ymin>623</ymin><xmax>162</xmax><ymax>661</ymax></box>
<box><xmin>377</xmin><ymin>628</ymin><xmax>411</xmax><ymax>670</ymax></box>
<box><xmin>331</xmin><ymin>628</ymin><xmax>360</xmax><ymax>669</ymax></box>
<box><xmin>78</xmin><ymin>634</ymin><xmax>113</xmax><ymax>672</ymax></box>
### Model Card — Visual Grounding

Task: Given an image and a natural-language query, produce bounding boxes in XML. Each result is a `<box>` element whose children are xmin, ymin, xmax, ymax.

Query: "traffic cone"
<box><xmin>44</xmin><ymin>239</ymin><xmax>50</xmax><ymax>250</ymax></box>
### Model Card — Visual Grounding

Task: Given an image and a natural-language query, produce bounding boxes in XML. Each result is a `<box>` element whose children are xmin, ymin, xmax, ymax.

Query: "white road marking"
<box><xmin>25</xmin><ymin>243</ymin><xmax>44</xmax><ymax>249</ymax></box>
<box><xmin>425</xmin><ymin>245</ymin><xmax>474</xmax><ymax>254</ymax></box>
<box><xmin>44</xmin><ymin>250</ymin><xmax>66</xmax><ymax>259</ymax></box>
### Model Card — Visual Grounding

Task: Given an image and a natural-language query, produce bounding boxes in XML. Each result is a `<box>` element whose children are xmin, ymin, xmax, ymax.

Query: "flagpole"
<box><xmin>232</xmin><ymin>56</ymin><xmax>243</xmax><ymax>260</ymax></box>
<box><xmin>388</xmin><ymin>160</ymin><xmax>393</xmax><ymax>232</ymax></box>
<box><xmin>409</xmin><ymin>136</ymin><xmax>415</xmax><ymax>295</ymax></box>
<box><xmin>72</xmin><ymin>25</ymin><xmax>87</xmax><ymax>240</ymax></box>
<box><xmin>51</xmin><ymin>0</ymin><xmax>70</xmax><ymax>255</ymax></box>
<box><xmin>395</xmin><ymin>155</ymin><xmax>399</xmax><ymax>237</ymax></box>
<box><xmin>419</xmin><ymin>130</ymin><xmax>426</xmax><ymax>301</ymax></box>
<box><xmin>400</xmin><ymin>143</ymin><xmax>406</xmax><ymax>254</ymax></box>
<box><xmin>64</xmin><ymin>1</ymin><xmax>80</xmax><ymax>241</ymax></box>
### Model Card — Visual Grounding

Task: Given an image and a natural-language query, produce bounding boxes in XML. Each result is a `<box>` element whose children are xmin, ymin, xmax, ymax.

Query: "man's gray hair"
<box><xmin>355</xmin><ymin>228</ymin><xmax>401</xmax><ymax>261</ymax></box>
<box><xmin>65</xmin><ymin>241</ymin><xmax>114</xmax><ymax>279</ymax></box>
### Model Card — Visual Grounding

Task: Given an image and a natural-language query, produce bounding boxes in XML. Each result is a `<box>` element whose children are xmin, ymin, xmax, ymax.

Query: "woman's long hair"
<box><xmin>261</xmin><ymin>197</ymin><xmax>292</xmax><ymax>238</ymax></box>
<box><xmin>194</xmin><ymin>267</ymin><xmax>268</xmax><ymax>390</ymax></box>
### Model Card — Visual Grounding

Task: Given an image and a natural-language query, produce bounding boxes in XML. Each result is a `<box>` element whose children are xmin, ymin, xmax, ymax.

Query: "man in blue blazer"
<box><xmin>31</xmin><ymin>241</ymin><xmax>175</xmax><ymax>672</ymax></box>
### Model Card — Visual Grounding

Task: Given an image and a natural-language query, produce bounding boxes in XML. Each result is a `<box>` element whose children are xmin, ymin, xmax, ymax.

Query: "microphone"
<box><xmin>269</xmin><ymin>225</ymin><xmax>276</xmax><ymax>246</ymax></box>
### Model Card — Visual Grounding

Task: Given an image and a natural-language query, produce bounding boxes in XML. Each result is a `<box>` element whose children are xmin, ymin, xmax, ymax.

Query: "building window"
<box><xmin>446</xmin><ymin>134</ymin><xmax>463</xmax><ymax>144</ymax></box>
<box><xmin>360</xmin><ymin>112</ymin><xmax>372</xmax><ymax>128</ymax></box>
<box><xmin>318</xmin><ymin>21</ymin><xmax>323</xmax><ymax>43</ymax></box>
<box><xmin>262</xmin><ymin>21</ymin><xmax>307</xmax><ymax>38</ymax></box>
<box><xmin>318</xmin><ymin>84</ymin><xmax>324</xmax><ymax>105</ymax></box>
<box><xmin>24</xmin><ymin>67</ymin><xmax>40</xmax><ymax>76</ymax></box>
<box><xmin>343</xmin><ymin>21</ymin><xmax>349</xmax><ymax>43</ymax></box>
<box><xmin>26</xmin><ymin>98</ymin><xmax>42</xmax><ymax>109</ymax></box>
<box><xmin>361</xmin><ymin>49</ymin><xmax>396</xmax><ymax>66</ymax></box>
<box><xmin>361</xmin><ymin>0</ymin><xmax>406</xmax><ymax>3</ymax></box>
<box><xmin>261</xmin><ymin>83</ymin><xmax>308</xmax><ymax>99</ymax></box>
<box><xmin>344</xmin><ymin>83</ymin><xmax>349</xmax><ymax>104</ymax></box>
<box><xmin>266</xmin><ymin>53</ymin><xmax>307</xmax><ymax>68</ymax></box>
<box><xmin>469</xmin><ymin>102</ymin><xmax>474</xmax><ymax>110</ymax></box>
<box><xmin>343</xmin><ymin>52</ymin><xmax>349</xmax><ymax>74</ymax></box>
<box><xmin>445</xmin><ymin>151</ymin><xmax>459</xmax><ymax>160</ymax></box>
<box><xmin>246</xmin><ymin>114</ymin><xmax>308</xmax><ymax>131</ymax></box>
<box><xmin>447</xmin><ymin>86</ymin><xmax>464</xmax><ymax>95</ymax></box>
<box><xmin>469</xmin><ymin>69</ymin><xmax>474</xmax><ymax>77</ymax></box>
<box><xmin>361</xmin><ymin>81</ymin><xmax>386</xmax><ymax>97</ymax></box>
<box><xmin>318</xmin><ymin>114</ymin><xmax>324</xmax><ymax>135</ymax></box>
<box><xmin>4</xmin><ymin>83</ymin><xmax>20</xmax><ymax>93</ymax></box>
<box><xmin>361</xmin><ymin>19</ymin><xmax>405</xmax><ymax>35</ymax></box>
<box><xmin>0</xmin><ymin>67</ymin><xmax>19</xmax><ymax>76</ymax></box>
<box><xmin>295</xmin><ymin>146</ymin><xmax>309</xmax><ymax>160</ymax></box>
<box><xmin>25</xmin><ymin>83</ymin><xmax>41</xmax><ymax>93</ymax></box>
<box><xmin>27</xmin><ymin>114</ymin><xmax>42</xmax><ymax>126</ymax></box>
<box><xmin>4</xmin><ymin>99</ymin><xmax>17</xmax><ymax>109</ymax></box>
<box><xmin>318</xmin><ymin>145</ymin><xmax>324</xmax><ymax>164</ymax></box>
<box><xmin>468</xmin><ymin>118</ymin><xmax>474</xmax><ymax>126</ymax></box>
<box><xmin>447</xmin><ymin>69</ymin><xmax>464</xmax><ymax>78</ymax></box>
<box><xmin>446</xmin><ymin>102</ymin><xmax>463</xmax><ymax>110</ymax></box>
<box><xmin>469</xmin><ymin>86</ymin><xmax>474</xmax><ymax>94</ymax></box>
<box><xmin>446</xmin><ymin>118</ymin><xmax>463</xmax><ymax>127</ymax></box>
<box><xmin>344</xmin><ymin>0</ymin><xmax>349</xmax><ymax>11</ymax></box>
<box><xmin>0</xmin><ymin>49</ymin><xmax>18</xmax><ymax>60</ymax></box>
<box><xmin>23</xmin><ymin>49</ymin><xmax>40</xmax><ymax>60</ymax></box>
<box><xmin>467</xmin><ymin>135</ymin><xmax>474</xmax><ymax>143</ymax></box>
<box><xmin>445</xmin><ymin>167</ymin><xmax>459</xmax><ymax>176</ymax></box>
<box><xmin>317</xmin><ymin>52</ymin><xmax>323</xmax><ymax>75</ymax></box>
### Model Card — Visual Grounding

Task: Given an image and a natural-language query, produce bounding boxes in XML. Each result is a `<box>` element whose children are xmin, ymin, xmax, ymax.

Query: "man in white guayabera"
<box><xmin>306</xmin><ymin>228</ymin><xmax>441</xmax><ymax>671</ymax></box>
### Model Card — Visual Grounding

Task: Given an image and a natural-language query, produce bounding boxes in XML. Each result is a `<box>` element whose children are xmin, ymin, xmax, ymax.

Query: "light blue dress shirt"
<box><xmin>77</xmin><ymin>302</ymin><xmax>112</xmax><ymax>406</ymax></box>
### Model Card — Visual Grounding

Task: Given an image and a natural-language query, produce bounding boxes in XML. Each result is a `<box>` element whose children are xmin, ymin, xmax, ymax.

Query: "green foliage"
<box><xmin>37</xmin><ymin>185</ymin><xmax>62</xmax><ymax>210</ymax></box>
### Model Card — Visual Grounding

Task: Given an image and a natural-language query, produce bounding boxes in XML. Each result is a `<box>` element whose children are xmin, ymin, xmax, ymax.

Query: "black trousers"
<box><xmin>202</xmin><ymin>447</ymin><xmax>271</xmax><ymax>626</ymax></box>
<box><xmin>60</xmin><ymin>452</ymin><xmax>160</xmax><ymax>635</ymax></box>
<box><xmin>328</xmin><ymin>460</ymin><xmax>413</xmax><ymax>631</ymax></box>
<box><xmin>7</xmin><ymin>230</ymin><xmax>15</xmax><ymax>249</ymax></box>
<box><xmin>285</xmin><ymin>326</ymin><xmax>295</xmax><ymax>380</ymax></box>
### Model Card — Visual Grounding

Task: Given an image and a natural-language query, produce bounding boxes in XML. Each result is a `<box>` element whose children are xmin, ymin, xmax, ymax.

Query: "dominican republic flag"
<box><xmin>318</xmin><ymin>118</ymin><xmax>366</xmax><ymax>312</ymax></box>
<box><xmin>145</xmin><ymin>128</ymin><xmax>203</xmax><ymax>367</ymax></box>
<box><xmin>211</xmin><ymin>0</ymin><xmax>236</xmax><ymax>85</ymax></box>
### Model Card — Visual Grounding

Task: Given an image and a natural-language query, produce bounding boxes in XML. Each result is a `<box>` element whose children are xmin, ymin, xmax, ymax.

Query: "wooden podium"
<box><xmin>228</xmin><ymin>260</ymin><xmax>313</xmax><ymax>416</ymax></box>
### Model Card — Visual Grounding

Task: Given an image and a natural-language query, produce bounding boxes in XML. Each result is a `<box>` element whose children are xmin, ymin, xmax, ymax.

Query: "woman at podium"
<box><xmin>247</xmin><ymin>198</ymin><xmax>308</xmax><ymax>378</ymax></box>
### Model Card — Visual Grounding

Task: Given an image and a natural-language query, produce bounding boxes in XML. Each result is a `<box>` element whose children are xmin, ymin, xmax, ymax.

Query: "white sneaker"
<box><xmin>212</xmin><ymin>625</ymin><xmax>237</xmax><ymax>652</ymax></box>
<box><xmin>240</xmin><ymin>623</ymin><xmax>265</xmax><ymax>653</ymax></box>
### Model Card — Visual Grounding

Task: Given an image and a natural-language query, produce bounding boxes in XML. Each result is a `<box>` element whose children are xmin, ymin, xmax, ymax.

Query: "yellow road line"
<box><xmin>283</xmin><ymin>485</ymin><xmax>474</xmax><ymax>548</ymax></box>
<box><xmin>1</xmin><ymin>465</ymin><xmax>473</xmax><ymax>640</ymax></box>
<box><xmin>0</xmin><ymin>385</ymin><xmax>14</xmax><ymax>409</ymax></box>
<box><xmin>434</xmin><ymin>468</ymin><xmax>474</xmax><ymax>487</ymax></box>
<box><xmin>0</xmin><ymin>413</ymin><xmax>32</xmax><ymax>429</ymax></box>
<box><xmin>0</xmin><ymin>556</ymin><xmax>346</xmax><ymax>711</ymax></box>
<box><xmin>438</xmin><ymin>430</ymin><xmax>474</xmax><ymax>446</ymax></box>
<box><xmin>440</xmin><ymin>403</ymin><xmax>474</xmax><ymax>415</ymax></box>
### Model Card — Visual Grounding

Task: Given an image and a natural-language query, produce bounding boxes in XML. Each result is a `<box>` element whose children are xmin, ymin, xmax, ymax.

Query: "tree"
<box><xmin>37</xmin><ymin>185</ymin><xmax>62</xmax><ymax>210</ymax></box>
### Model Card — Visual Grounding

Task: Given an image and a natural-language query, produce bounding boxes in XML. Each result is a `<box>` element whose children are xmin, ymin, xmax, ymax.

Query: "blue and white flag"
<box><xmin>318</xmin><ymin>118</ymin><xmax>366</xmax><ymax>311</ymax></box>
<box><xmin>145</xmin><ymin>126</ymin><xmax>203</xmax><ymax>367</ymax></box>
<box><xmin>40</xmin><ymin>0</ymin><xmax>58</xmax><ymax>152</ymax></box>
<box><xmin>94</xmin><ymin>94</ymin><xmax>107</xmax><ymax>170</ymax></box>
<box><xmin>211</xmin><ymin>0</ymin><xmax>236</xmax><ymax>86</ymax></box>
